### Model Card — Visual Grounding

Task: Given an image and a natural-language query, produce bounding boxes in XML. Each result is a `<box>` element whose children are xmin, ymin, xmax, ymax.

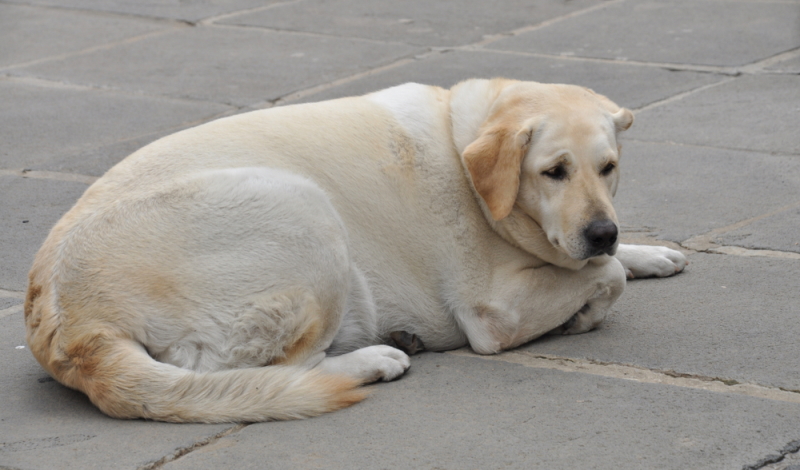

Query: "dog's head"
<box><xmin>452</xmin><ymin>79</ymin><xmax>633</xmax><ymax>268</ymax></box>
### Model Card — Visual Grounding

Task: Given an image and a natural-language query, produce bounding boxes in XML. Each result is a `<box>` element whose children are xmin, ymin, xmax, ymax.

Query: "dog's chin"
<box><xmin>578</xmin><ymin>243</ymin><xmax>619</xmax><ymax>261</ymax></box>
<box><xmin>558</xmin><ymin>240</ymin><xmax>618</xmax><ymax>261</ymax></box>
<box><xmin>550</xmin><ymin>236</ymin><xmax>589</xmax><ymax>262</ymax></box>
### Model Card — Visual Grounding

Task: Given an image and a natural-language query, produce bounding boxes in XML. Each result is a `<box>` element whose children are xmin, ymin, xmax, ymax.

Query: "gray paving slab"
<box><xmin>0</xmin><ymin>77</ymin><xmax>232</xmax><ymax>176</ymax></box>
<box><xmin>294</xmin><ymin>49</ymin><xmax>724</xmax><ymax>110</ymax></box>
<box><xmin>715</xmin><ymin>208</ymin><xmax>800</xmax><ymax>253</ymax></box>
<box><xmin>219</xmin><ymin>0</ymin><xmax>596</xmax><ymax>47</ymax></box>
<box><xmin>487</xmin><ymin>0</ymin><xmax>800</xmax><ymax>67</ymax></box>
<box><xmin>17</xmin><ymin>0</ymin><xmax>283</xmax><ymax>22</ymax></box>
<box><xmin>626</xmin><ymin>74</ymin><xmax>800</xmax><ymax>155</ymax></box>
<box><xmin>613</xmin><ymin>140</ymin><xmax>800</xmax><ymax>243</ymax></box>
<box><xmin>20</xmin><ymin>26</ymin><xmax>420</xmax><ymax>107</ymax></box>
<box><xmin>0</xmin><ymin>311</ymin><xmax>231</xmax><ymax>470</ymax></box>
<box><xmin>766</xmin><ymin>54</ymin><xmax>800</xmax><ymax>74</ymax></box>
<box><xmin>0</xmin><ymin>298</ymin><xmax>22</xmax><ymax>311</ymax></box>
<box><xmin>521</xmin><ymin>253</ymin><xmax>800</xmax><ymax>391</ymax></box>
<box><xmin>159</xmin><ymin>352</ymin><xmax>800</xmax><ymax>470</ymax></box>
<box><xmin>0</xmin><ymin>3</ymin><xmax>170</xmax><ymax>69</ymax></box>
<box><xmin>0</xmin><ymin>176</ymin><xmax>89</xmax><ymax>292</ymax></box>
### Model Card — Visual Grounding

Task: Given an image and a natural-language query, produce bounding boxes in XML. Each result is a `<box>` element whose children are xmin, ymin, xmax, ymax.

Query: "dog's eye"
<box><xmin>601</xmin><ymin>163</ymin><xmax>616</xmax><ymax>176</ymax></box>
<box><xmin>543</xmin><ymin>165</ymin><xmax>567</xmax><ymax>180</ymax></box>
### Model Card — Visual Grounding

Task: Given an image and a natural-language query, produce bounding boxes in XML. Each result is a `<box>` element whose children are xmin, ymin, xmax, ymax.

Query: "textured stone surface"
<box><xmin>220</xmin><ymin>0</ymin><xmax>597</xmax><ymax>47</ymax></box>
<box><xmin>161</xmin><ymin>353</ymin><xmax>800</xmax><ymax>470</ymax></box>
<box><xmin>16</xmin><ymin>0</ymin><xmax>283</xmax><ymax>22</ymax></box>
<box><xmin>626</xmin><ymin>74</ymin><xmax>800</xmax><ymax>155</ymax></box>
<box><xmin>0</xmin><ymin>298</ymin><xmax>23</xmax><ymax>311</ymax></box>
<box><xmin>521</xmin><ymin>253</ymin><xmax>800</xmax><ymax>391</ymax></box>
<box><xmin>0</xmin><ymin>177</ymin><xmax>89</xmax><ymax>291</ymax></box>
<box><xmin>613</xmin><ymin>140</ymin><xmax>800</xmax><ymax>243</ymax></box>
<box><xmin>0</xmin><ymin>77</ymin><xmax>232</xmax><ymax>175</ymax></box>
<box><xmin>294</xmin><ymin>49</ymin><xmax>724</xmax><ymax>110</ymax></box>
<box><xmin>715</xmin><ymin>208</ymin><xmax>800</xmax><ymax>254</ymax></box>
<box><xmin>20</xmin><ymin>26</ymin><xmax>420</xmax><ymax>106</ymax></box>
<box><xmin>488</xmin><ymin>0</ymin><xmax>800</xmax><ymax>67</ymax></box>
<box><xmin>766</xmin><ymin>54</ymin><xmax>800</xmax><ymax>74</ymax></box>
<box><xmin>0</xmin><ymin>3</ymin><xmax>169</xmax><ymax>69</ymax></box>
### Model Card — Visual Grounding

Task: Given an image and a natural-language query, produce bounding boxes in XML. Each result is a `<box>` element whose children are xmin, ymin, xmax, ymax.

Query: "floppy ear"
<box><xmin>462</xmin><ymin>122</ymin><xmax>533</xmax><ymax>221</ymax></box>
<box><xmin>612</xmin><ymin>108</ymin><xmax>634</xmax><ymax>132</ymax></box>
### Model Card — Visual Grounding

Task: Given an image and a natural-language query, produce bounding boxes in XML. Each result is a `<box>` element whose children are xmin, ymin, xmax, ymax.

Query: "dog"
<box><xmin>25</xmin><ymin>79</ymin><xmax>686</xmax><ymax>423</ymax></box>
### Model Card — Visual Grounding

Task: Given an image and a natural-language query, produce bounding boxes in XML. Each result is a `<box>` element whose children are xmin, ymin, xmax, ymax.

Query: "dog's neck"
<box><xmin>449</xmin><ymin>78</ymin><xmax>510</xmax><ymax>155</ymax></box>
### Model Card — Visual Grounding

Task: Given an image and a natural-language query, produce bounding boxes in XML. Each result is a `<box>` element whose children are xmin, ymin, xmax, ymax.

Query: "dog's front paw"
<box><xmin>616</xmin><ymin>244</ymin><xmax>687</xmax><ymax>279</ymax></box>
<box><xmin>553</xmin><ymin>293</ymin><xmax>609</xmax><ymax>335</ymax></box>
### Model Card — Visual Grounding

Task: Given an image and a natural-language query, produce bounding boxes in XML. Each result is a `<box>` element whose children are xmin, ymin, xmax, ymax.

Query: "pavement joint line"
<box><xmin>0</xmin><ymin>27</ymin><xmax>181</xmax><ymax>73</ymax></box>
<box><xmin>682</xmin><ymin>200</ymin><xmax>800</xmax><ymax>254</ymax></box>
<box><xmin>198</xmin><ymin>0</ymin><xmax>304</xmax><ymax>26</ymax></box>
<box><xmin>205</xmin><ymin>21</ymin><xmax>419</xmax><ymax>48</ymax></box>
<box><xmin>624</xmin><ymin>138</ymin><xmax>800</xmax><ymax>158</ymax></box>
<box><xmin>271</xmin><ymin>55</ymin><xmax>424</xmax><ymax>106</ymax></box>
<box><xmin>632</xmin><ymin>76</ymin><xmax>738</xmax><ymax>113</ymax></box>
<box><xmin>138</xmin><ymin>423</ymin><xmax>249</xmax><ymax>470</ymax></box>
<box><xmin>0</xmin><ymin>0</ymin><xmax>198</xmax><ymax>27</ymax></box>
<box><xmin>1</xmin><ymin>73</ymin><xmax>241</xmax><ymax>109</ymax></box>
<box><xmin>469</xmin><ymin>48</ymin><xmax>744</xmax><ymax>76</ymax></box>
<box><xmin>472</xmin><ymin>0</ymin><xmax>626</xmax><ymax>48</ymax></box>
<box><xmin>700</xmin><ymin>245</ymin><xmax>800</xmax><ymax>260</ymax></box>
<box><xmin>211</xmin><ymin>0</ymin><xmax>623</xmax><ymax>50</ymax></box>
<box><xmin>447</xmin><ymin>349</ymin><xmax>800</xmax><ymax>404</ymax></box>
<box><xmin>738</xmin><ymin>45</ymin><xmax>800</xmax><ymax>74</ymax></box>
<box><xmin>0</xmin><ymin>168</ymin><xmax>98</xmax><ymax>185</ymax></box>
<box><xmin>0</xmin><ymin>304</ymin><xmax>23</xmax><ymax>320</ymax></box>
<box><xmin>262</xmin><ymin>0</ymin><xmax>626</xmax><ymax>106</ymax></box>
<box><xmin>744</xmin><ymin>440</ymin><xmax>800</xmax><ymax>470</ymax></box>
<box><xmin>0</xmin><ymin>288</ymin><xmax>25</xmax><ymax>299</ymax></box>
<box><xmin>1</xmin><ymin>74</ymin><xmax>104</xmax><ymax>92</ymax></box>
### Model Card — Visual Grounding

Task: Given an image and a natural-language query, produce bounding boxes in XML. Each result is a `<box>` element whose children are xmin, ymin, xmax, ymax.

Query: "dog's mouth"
<box><xmin>516</xmin><ymin>207</ymin><xmax>574</xmax><ymax>258</ymax></box>
<box><xmin>585</xmin><ymin>243</ymin><xmax>618</xmax><ymax>259</ymax></box>
<box><xmin>522</xmin><ymin>210</ymin><xmax>619</xmax><ymax>261</ymax></box>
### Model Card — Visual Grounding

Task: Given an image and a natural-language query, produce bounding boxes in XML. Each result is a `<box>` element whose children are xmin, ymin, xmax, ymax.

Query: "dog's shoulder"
<box><xmin>365</xmin><ymin>83</ymin><xmax>451</xmax><ymax>145</ymax></box>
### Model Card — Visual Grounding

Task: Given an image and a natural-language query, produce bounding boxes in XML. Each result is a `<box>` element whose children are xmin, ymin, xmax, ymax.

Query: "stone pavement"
<box><xmin>1</xmin><ymin>0</ymin><xmax>799</xmax><ymax>468</ymax></box>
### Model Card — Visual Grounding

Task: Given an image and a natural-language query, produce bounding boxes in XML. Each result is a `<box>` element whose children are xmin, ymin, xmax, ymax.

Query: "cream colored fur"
<box><xmin>25</xmin><ymin>79</ymin><xmax>685</xmax><ymax>423</ymax></box>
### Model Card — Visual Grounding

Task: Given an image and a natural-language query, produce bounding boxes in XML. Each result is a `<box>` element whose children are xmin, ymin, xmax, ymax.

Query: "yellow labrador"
<box><xmin>25</xmin><ymin>79</ymin><xmax>685</xmax><ymax>423</ymax></box>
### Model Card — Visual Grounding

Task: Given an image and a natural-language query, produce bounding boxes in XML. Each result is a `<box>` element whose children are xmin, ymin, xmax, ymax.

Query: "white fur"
<box><xmin>25</xmin><ymin>79</ymin><xmax>685</xmax><ymax>423</ymax></box>
<box><xmin>615</xmin><ymin>244</ymin><xmax>688</xmax><ymax>279</ymax></box>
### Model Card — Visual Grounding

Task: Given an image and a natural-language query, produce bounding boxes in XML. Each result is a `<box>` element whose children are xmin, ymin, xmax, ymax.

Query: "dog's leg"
<box><xmin>326</xmin><ymin>265</ymin><xmax>380</xmax><ymax>356</ymax></box>
<box><xmin>548</xmin><ymin>269</ymin><xmax>620</xmax><ymax>336</ymax></box>
<box><xmin>317</xmin><ymin>345</ymin><xmax>410</xmax><ymax>383</ymax></box>
<box><xmin>615</xmin><ymin>244</ymin><xmax>687</xmax><ymax>279</ymax></box>
<box><xmin>458</xmin><ymin>255</ymin><xmax>626</xmax><ymax>354</ymax></box>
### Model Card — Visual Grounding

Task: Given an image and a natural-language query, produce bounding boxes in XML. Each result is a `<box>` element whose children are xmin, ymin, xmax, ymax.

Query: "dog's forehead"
<box><xmin>532</xmin><ymin>109</ymin><xmax>617</xmax><ymax>157</ymax></box>
<box><xmin>502</xmin><ymin>84</ymin><xmax>616</xmax><ymax>133</ymax></box>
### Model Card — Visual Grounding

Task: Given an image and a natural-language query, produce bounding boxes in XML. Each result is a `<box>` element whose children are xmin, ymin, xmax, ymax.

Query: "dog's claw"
<box><xmin>389</xmin><ymin>331</ymin><xmax>425</xmax><ymax>355</ymax></box>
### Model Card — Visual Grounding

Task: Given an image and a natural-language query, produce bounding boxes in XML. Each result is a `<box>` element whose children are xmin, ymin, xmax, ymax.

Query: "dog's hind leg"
<box><xmin>317</xmin><ymin>345</ymin><xmax>410</xmax><ymax>383</ymax></box>
<box><xmin>321</xmin><ymin>265</ymin><xmax>410</xmax><ymax>383</ymax></box>
<box><xmin>326</xmin><ymin>265</ymin><xmax>379</xmax><ymax>356</ymax></box>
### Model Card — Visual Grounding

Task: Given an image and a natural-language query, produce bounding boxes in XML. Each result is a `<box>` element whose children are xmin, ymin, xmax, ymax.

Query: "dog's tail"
<box><xmin>27</xmin><ymin>317</ymin><xmax>367</xmax><ymax>423</ymax></box>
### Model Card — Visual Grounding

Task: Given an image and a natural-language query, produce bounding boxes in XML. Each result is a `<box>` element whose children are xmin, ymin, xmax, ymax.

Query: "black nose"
<box><xmin>584</xmin><ymin>219</ymin><xmax>618</xmax><ymax>253</ymax></box>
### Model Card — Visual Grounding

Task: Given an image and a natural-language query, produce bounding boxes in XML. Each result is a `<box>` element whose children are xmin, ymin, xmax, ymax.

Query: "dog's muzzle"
<box><xmin>584</xmin><ymin>219</ymin><xmax>618</xmax><ymax>257</ymax></box>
